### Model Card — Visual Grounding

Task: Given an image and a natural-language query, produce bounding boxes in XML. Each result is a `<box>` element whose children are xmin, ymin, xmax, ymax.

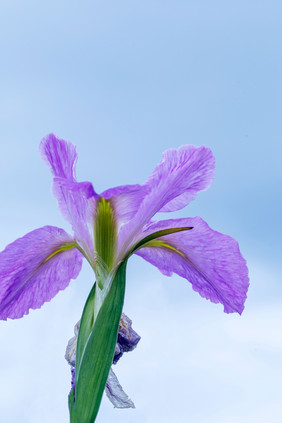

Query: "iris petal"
<box><xmin>105</xmin><ymin>368</ymin><xmax>135</xmax><ymax>409</ymax></box>
<box><xmin>53</xmin><ymin>178</ymin><xmax>96</xmax><ymax>259</ymax></box>
<box><xmin>40</xmin><ymin>133</ymin><xmax>78</xmax><ymax>180</ymax></box>
<box><xmin>101</xmin><ymin>184</ymin><xmax>149</xmax><ymax>230</ymax></box>
<box><xmin>0</xmin><ymin>226</ymin><xmax>83</xmax><ymax>320</ymax></box>
<box><xmin>40</xmin><ymin>134</ymin><xmax>98</xmax><ymax>257</ymax></box>
<box><xmin>117</xmin><ymin>145</ymin><xmax>215</xmax><ymax>257</ymax></box>
<box><xmin>145</xmin><ymin>145</ymin><xmax>215</xmax><ymax>212</ymax></box>
<box><xmin>135</xmin><ymin>217</ymin><xmax>249</xmax><ymax>314</ymax></box>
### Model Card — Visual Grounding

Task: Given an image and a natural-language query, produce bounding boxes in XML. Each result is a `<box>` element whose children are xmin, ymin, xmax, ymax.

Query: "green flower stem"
<box><xmin>69</xmin><ymin>225</ymin><xmax>193</xmax><ymax>423</ymax></box>
<box><xmin>69</xmin><ymin>260</ymin><xmax>127</xmax><ymax>423</ymax></box>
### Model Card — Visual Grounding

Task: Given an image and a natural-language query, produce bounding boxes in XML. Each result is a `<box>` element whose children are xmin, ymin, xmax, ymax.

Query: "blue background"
<box><xmin>0</xmin><ymin>1</ymin><xmax>281</xmax><ymax>422</ymax></box>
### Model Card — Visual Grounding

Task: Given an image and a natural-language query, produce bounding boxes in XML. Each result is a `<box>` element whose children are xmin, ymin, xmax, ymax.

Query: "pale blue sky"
<box><xmin>0</xmin><ymin>1</ymin><xmax>281</xmax><ymax>422</ymax></box>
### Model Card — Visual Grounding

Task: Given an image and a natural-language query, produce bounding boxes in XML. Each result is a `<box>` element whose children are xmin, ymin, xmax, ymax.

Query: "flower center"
<box><xmin>94</xmin><ymin>197</ymin><xmax>117</xmax><ymax>273</ymax></box>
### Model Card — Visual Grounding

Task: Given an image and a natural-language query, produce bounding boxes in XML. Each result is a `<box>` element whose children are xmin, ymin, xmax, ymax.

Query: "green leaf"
<box><xmin>75</xmin><ymin>282</ymin><xmax>96</xmax><ymax>383</ymax></box>
<box><xmin>68</xmin><ymin>389</ymin><xmax>76</xmax><ymax>423</ymax></box>
<box><xmin>68</xmin><ymin>283</ymin><xmax>96</xmax><ymax>422</ymax></box>
<box><xmin>72</xmin><ymin>260</ymin><xmax>127</xmax><ymax>423</ymax></box>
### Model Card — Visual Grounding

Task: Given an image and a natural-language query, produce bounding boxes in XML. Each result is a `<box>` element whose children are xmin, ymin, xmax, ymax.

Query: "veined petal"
<box><xmin>40</xmin><ymin>134</ymin><xmax>98</xmax><ymax>258</ymax></box>
<box><xmin>40</xmin><ymin>133</ymin><xmax>78</xmax><ymax>180</ymax></box>
<box><xmin>105</xmin><ymin>368</ymin><xmax>135</xmax><ymax>409</ymax></box>
<box><xmin>53</xmin><ymin>178</ymin><xmax>96</xmax><ymax>259</ymax></box>
<box><xmin>65</xmin><ymin>321</ymin><xmax>80</xmax><ymax>367</ymax></box>
<box><xmin>145</xmin><ymin>145</ymin><xmax>215</xmax><ymax>212</ymax></box>
<box><xmin>113</xmin><ymin>313</ymin><xmax>141</xmax><ymax>364</ymax></box>
<box><xmin>0</xmin><ymin>226</ymin><xmax>83</xmax><ymax>320</ymax></box>
<box><xmin>117</xmin><ymin>145</ymin><xmax>215</xmax><ymax>258</ymax></box>
<box><xmin>135</xmin><ymin>217</ymin><xmax>249</xmax><ymax>314</ymax></box>
<box><xmin>101</xmin><ymin>184</ymin><xmax>149</xmax><ymax>230</ymax></box>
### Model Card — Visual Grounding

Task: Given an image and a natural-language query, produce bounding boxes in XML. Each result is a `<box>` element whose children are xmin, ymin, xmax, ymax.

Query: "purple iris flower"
<box><xmin>0</xmin><ymin>133</ymin><xmax>248</xmax><ymax>321</ymax></box>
